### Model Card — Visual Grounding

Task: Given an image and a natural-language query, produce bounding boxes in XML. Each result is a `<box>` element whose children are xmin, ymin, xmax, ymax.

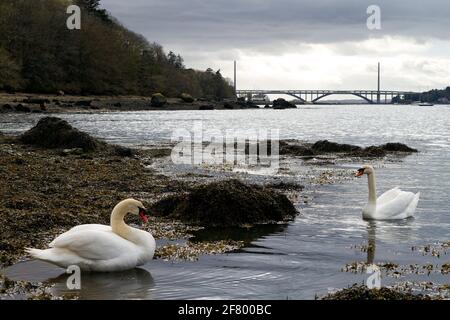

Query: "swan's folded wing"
<box><xmin>49</xmin><ymin>224</ymin><xmax>111</xmax><ymax>247</ymax></box>
<box><xmin>66</xmin><ymin>224</ymin><xmax>111</xmax><ymax>233</ymax></box>
<box><xmin>376</xmin><ymin>191</ymin><xmax>416</xmax><ymax>219</ymax></box>
<box><xmin>50</xmin><ymin>229</ymin><xmax>135</xmax><ymax>261</ymax></box>
<box><xmin>377</xmin><ymin>187</ymin><xmax>401</xmax><ymax>205</ymax></box>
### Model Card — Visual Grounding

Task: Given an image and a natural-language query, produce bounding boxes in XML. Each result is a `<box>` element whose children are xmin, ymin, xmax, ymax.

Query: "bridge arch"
<box><xmin>252</xmin><ymin>92</ymin><xmax>307</xmax><ymax>103</ymax></box>
<box><xmin>283</xmin><ymin>93</ymin><xmax>306</xmax><ymax>103</ymax></box>
<box><xmin>312</xmin><ymin>93</ymin><xmax>374</xmax><ymax>104</ymax></box>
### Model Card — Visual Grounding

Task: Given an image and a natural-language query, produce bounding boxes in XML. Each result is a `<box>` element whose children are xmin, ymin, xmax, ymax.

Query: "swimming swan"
<box><xmin>26</xmin><ymin>199</ymin><xmax>155</xmax><ymax>272</ymax></box>
<box><xmin>355</xmin><ymin>165</ymin><xmax>420</xmax><ymax>220</ymax></box>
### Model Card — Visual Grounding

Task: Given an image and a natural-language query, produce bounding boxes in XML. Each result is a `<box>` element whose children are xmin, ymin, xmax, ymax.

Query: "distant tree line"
<box><xmin>393</xmin><ymin>87</ymin><xmax>450</xmax><ymax>104</ymax></box>
<box><xmin>0</xmin><ymin>0</ymin><xmax>234</xmax><ymax>98</ymax></box>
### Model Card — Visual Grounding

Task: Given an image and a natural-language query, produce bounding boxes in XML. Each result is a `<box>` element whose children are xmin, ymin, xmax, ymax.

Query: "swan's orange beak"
<box><xmin>139</xmin><ymin>208</ymin><xmax>149</xmax><ymax>224</ymax></box>
<box><xmin>355</xmin><ymin>168</ymin><xmax>365</xmax><ymax>177</ymax></box>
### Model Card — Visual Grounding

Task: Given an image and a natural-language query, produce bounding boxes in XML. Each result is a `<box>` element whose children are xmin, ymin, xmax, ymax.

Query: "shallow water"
<box><xmin>1</xmin><ymin>104</ymin><xmax>449</xmax><ymax>299</ymax></box>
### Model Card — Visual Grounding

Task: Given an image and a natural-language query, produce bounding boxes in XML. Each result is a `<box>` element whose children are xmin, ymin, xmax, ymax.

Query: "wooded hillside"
<box><xmin>0</xmin><ymin>0</ymin><xmax>234</xmax><ymax>98</ymax></box>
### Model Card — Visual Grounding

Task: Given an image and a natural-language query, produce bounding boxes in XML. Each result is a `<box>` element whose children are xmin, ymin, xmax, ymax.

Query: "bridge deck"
<box><xmin>236</xmin><ymin>89</ymin><xmax>420</xmax><ymax>104</ymax></box>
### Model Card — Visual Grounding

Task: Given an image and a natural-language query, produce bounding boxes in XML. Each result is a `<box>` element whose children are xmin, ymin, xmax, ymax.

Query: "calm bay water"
<box><xmin>1</xmin><ymin>104</ymin><xmax>449</xmax><ymax>299</ymax></box>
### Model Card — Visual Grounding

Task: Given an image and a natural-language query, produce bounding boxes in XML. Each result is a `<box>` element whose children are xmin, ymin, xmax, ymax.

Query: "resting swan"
<box><xmin>355</xmin><ymin>165</ymin><xmax>420</xmax><ymax>220</ymax></box>
<box><xmin>26</xmin><ymin>199</ymin><xmax>155</xmax><ymax>272</ymax></box>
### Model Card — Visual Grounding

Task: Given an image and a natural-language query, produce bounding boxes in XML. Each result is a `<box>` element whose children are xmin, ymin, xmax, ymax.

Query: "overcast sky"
<box><xmin>101</xmin><ymin>0</ymin><xmax>450</xmax><ymax>92</ymax></box>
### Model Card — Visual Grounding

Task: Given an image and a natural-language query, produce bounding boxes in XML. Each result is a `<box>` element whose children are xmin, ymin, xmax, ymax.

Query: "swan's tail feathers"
<box><xmin>25</xmin><ymin>247</ymin><xmax>65</xmax><ymax>266</ymax></box>
<box><xmin>406</xmin><ymin>192</ymin><xmax>421</xmax><ymax>218</ymax></box>
<box><xmin>414</xmin><ymin>192</ymin><xmax>421</xmax><ymax>207</ymax></box>
<box><xmin>25</xmin><ymin>248</ymin><xmax>47</xmax><ymax>260</ymax></box>
<box><xmin>25</xmin><ymin>247</ymin><xmax>83</xmax><ymax>269</ymax></box>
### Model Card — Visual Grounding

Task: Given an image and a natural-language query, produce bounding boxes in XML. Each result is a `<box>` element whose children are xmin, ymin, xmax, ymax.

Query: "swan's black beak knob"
<box><xmin>355</xmin><ymin>168</ymin><xmax>365</xmax><ymax>177</ymax></box>
<box><xmin>138</xmin><ymin>207</ymin><xmax>149</xmax><ymax>224</ymax></box>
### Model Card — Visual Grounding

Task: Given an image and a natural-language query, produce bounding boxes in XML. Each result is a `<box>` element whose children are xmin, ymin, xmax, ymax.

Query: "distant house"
<box><xmin>438</xmin><ymin>97</ymin><xmax>449</xmax><ymax>103</ymax></box>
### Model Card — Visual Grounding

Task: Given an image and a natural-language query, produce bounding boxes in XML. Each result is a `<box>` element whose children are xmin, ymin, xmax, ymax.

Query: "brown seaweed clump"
<box><xmin>19</xmin><ymin>117</ymin><xmax>134</xmax><ymax>156</ymax></box>
<box><xmin>280</xmin><ymin>139</ymin><xmax>418</xmax><ymax>158</ymax></box>
<box><xmin>378</xmin><ymin>143</ymin><xmax>418</xmax><ymax>153</ymax></box>
<box><xmin>19</xmin><ymin>117</ymin><xmax>105</xmax><ymax>152</ymax></box>
<box><xmin>150</xmin><ymin>179</ymin><xmax>298</xmax><ymax>227</ymax></box>
<box><xmin>311</xmin><ymin>140</ymin><xmax>361</xmax><ymax>153</ymax></box>
<box><xmin>321</xmin><ymin>284</ymin><xmax>431</xmax><ymax>300</ymax></box>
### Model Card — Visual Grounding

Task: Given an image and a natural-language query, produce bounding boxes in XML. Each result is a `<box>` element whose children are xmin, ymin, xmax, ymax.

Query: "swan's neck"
<box><xmin>367</xmin><ymin>173</ymin><xmax>377</xmax><ymax>205</ymax></box>
<box><xmin>110</xmin><ymin>204</ymin><xmax>133</xmax><ymax>239</ymax></box>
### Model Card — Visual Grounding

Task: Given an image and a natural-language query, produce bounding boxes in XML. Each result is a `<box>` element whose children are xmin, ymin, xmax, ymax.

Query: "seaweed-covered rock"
<box><xmin>277</xmin><ymin>139</ymin><xmax>418</xmax><ymax>158</ymax></box>
<box><xmin>151</xmin><ymin>93</ymin><xmax>167</xmax><ymax>107</ymax></box>
<box><xmin>354</xmin><ymin>143</ymin><xmax>417</xmax><ymax>157</ymax></box>
<box><xmin>246</xmin><ymin>101</ymin><xmax>260</xmax><ymax>109</ymax></box>
<box><xmin>321</xmin><ymin>285</ymin><xmax>430</xmax><ymax>300</ymax></box>
<box><xmin>280</xmin><ymin>144</ymin><xmax>315</xmax><ymax>157</ymax></box>
<box><xmin>223</xmin><ymin>102</ymin><xmax>236</xmax><ymax>109</ymax></box>
<box><xmin>113</xmin><ymin>145</ymin><xmax>135</xmax><ymax>157</ymax></box>
<box><xmin>75</xmin><ymin>100</ymin><xmax>92</xmax><ymax>107</ymax></box>
<box><xmin>273</xmin><ymin>98</ymin><xmax>297</xmax><ymax>109</ymax></box>
<box><xmin>312</xmin><ymin>140</ymin><xmax>361</xmax><ymax>153</ymax></box>
<box><xmin>236</xmin><ymin>100</ymin><xmax>247</xmax><ymax>108</ymax></box>
<box><xmin>358</xmin><ymin>146</ymin><xmax>387</xmax><ymax>157</ymax></box>
<box><xmin>18</xmin><ymin>117</ymin><xmax>135</xmax><ymax>156</ymax></box>
<box><xmin>150</xmin><ymin>180</ymin><xmax>298</xmax><ymax>226</ymax></box>
<box><xmin>180</xmin><ymin>93</ymin><xmax>195</xmax><ymax>103</ymax></box>
<box><xmin>14</xmin><ymin>104</ymin><xmax>31</xmax><ymax>113</ymax></box>
<box><xmin>379</xmin><ymin>143</ymin><xmax>418</xmax><ymax>153</ymax></box>
<box><xmin>19</xmin><ymin>117</ymin><xmax>105</xmax><ymax>152</ymax></box>
<box><xmin>199</xmin><ymin>105</ymin><xmax>214</xmax><ymax>110</ymax></box>
<box><xmin>2</xmin><ymin>104</ymin><xmax>12</xmax><ymax>111</ymax></box>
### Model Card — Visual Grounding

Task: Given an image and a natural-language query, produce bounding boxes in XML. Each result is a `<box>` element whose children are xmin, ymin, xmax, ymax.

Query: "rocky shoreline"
<box><xmin>0</xmin><ymin>93</ymin><xmax>265</xmax><ymax>113</ymax></box>
<box><xmin>0</xmin><ymin>117</ymin><xmax>437</xmax><ymax>300</ymax></box>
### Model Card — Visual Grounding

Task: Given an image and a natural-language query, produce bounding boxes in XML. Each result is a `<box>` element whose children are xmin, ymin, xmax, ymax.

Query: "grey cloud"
<box><xmin>102</xmin><ymin>0</ymin><xmax>450</xmax><ymax>51</ymax></box>
<box><xmin>98</xmin><ymin>0</ymin><xmax>450</xmax><ymax>90</ymax></box>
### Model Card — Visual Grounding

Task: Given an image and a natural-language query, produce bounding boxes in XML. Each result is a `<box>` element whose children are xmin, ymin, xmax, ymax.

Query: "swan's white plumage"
<box><xmin>50</xmin><ymin>228</ymin><xmax>138</xmax><ymax>260</ymax></box>
<box><xmin>376</xmin><ymin>187</ymin><xmax>401</xmax><ymax>204</ymax></box>
<box><xmin>371</xmin><ymin>190</ymin><xmax>420</xmax><ymax>220</ymax></box>
<box><xmin>358</xmin><ymin>166</ymin><xmax>420</xmax><ymax>220</ymax></box>
<box><xmin>26</xmin><ymin>199</ymin><xmax>155</xmax><ymax>272</ymax></box>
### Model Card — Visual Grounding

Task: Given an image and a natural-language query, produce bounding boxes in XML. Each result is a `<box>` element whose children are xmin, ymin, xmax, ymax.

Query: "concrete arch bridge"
<box><xmin>236</xmin><ymin>90</ymin><xmax>419</xmax><ymax>104</ymax></box>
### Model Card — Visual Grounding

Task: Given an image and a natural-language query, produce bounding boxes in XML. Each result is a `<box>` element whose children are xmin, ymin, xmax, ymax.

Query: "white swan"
<box><xmin>26</xmin><ymin>199</ymin><xmax>155</xmax><ymax>272</ymax></box>
<box><xmin>355</xmin><ymin>165</ymin><xmax>420</xmax><ymax>220</ymax></box>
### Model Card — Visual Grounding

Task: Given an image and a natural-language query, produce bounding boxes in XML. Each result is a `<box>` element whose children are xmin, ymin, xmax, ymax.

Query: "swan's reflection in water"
<box><xmin>3</xmin><ymin>260</ymin><xmax>155</xmax><ymax>300</ymax></box>
<box><xmin>51</xmin><ymin>267</ymin><xmax>155</xmax><ymax>300</ymax></box>
<box><xmin>366</xmin><ymin>222</ymin><xmax>377</xmax><ymax>264</ymax></box>
<box><xmin>365</xmin><ymin>218</ymin><xmax>415</xmax><ymax>264</ymax></box>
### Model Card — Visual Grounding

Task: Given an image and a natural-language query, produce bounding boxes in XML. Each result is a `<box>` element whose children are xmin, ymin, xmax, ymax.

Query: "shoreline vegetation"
<box><xmin>0</xmin><ymin>1</ymin><xmax>234</xmax><ymax>99</ymax></box>
<box><xmin>0</xmin><ymin>117</ymin><xmax>436</xmax><ymax>299</ymax></box>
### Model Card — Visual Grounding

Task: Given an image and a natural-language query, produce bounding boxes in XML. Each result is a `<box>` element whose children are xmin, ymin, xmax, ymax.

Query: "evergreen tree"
<box><xmin>75</xmin><ymin>0</ymin><xmax>110</xmax><ymax>22</ymax></box>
